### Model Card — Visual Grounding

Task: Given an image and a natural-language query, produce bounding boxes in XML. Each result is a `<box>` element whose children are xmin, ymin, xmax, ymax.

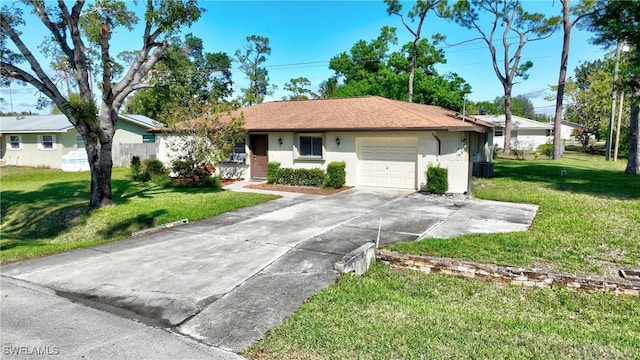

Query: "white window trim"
<box><xmin>494</xmin><ymin>128</ymin><xmax>504</xmax><ymax>137</ymax></box>
<box><xmin>37</xmin><ymin>134</ymin><xmax>57</xmax><ymax>151</ymax></box>
<box><xmin>7</xmin><ymin>135</ymin><xmax>23</xmax><ymax>150</ymax></box>
<box><xmin>142</xmin><ymin>134</ymin><xmax>156</xmax><ymax>143</ymax></box>
<box><xmin>295</xmin><ymin>133</ymin><xmax>324</xmax><ymax>160</ymax></box>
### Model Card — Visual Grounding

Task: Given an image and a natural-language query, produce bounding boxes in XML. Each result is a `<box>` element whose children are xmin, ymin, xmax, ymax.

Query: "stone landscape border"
<box><xmin>375</xmin><ymin>249</ymin><xmax>640</xmax><ymax>296</ymax></box>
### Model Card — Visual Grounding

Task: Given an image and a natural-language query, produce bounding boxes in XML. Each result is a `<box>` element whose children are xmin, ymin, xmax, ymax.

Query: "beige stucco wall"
<box><xmin>256</xmin><ymin>131</ymin><xmax>470</xmax><ymax>194</ymax></box>
<box><xmin>114</xmin><ymin>120</ymin><xmax>149</xmax><ymax>144</ymax></box>
<box><xmin>1</xmin><ymin>119</ymin><xmax>154</xmax><ymax>169</ymax></box>
<box><xmin>2</xmin><ymin>133</ymin><xmax>69</xmax><ymax>168</ymax></box>
<box><xmin>157</xmin><ymin>130</ymin><xmax>473</xmax><ymax>193</ymax></box>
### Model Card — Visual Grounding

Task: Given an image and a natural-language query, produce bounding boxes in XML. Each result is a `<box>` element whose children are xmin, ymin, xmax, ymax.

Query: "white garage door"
<box><xmin>357</xmin><ymin>138</ymin><xmax>417</xmax><ymax>189</ymax></box>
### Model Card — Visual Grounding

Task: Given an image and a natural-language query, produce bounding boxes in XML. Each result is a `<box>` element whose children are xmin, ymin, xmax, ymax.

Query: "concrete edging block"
<box><xmin>334</xmin><ymin>242</ymin><xmax>376</xmax><ymax>275</ymax></box>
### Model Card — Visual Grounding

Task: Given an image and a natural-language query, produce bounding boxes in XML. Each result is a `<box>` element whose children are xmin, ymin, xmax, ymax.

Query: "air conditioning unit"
<box><xmin>473</xmin><ymin>161</ymin><xmax>494</xmax><ymax>178</ymax></box>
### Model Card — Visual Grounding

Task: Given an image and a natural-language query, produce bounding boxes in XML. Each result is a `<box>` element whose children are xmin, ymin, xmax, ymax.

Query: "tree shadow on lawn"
<box><xmin>98</xmin><ymin>209</ymin><xmax>168</xmax><ymax>238</ymax></box>
<box><xmin>492</xmin><ymin>161</ymin><xmax>639</xmax><ymax>200</ymax></box>
<box><xmin>1</xmin><ymin>179</ymin><xmax>173</xmax><ymax>240</ymax></box>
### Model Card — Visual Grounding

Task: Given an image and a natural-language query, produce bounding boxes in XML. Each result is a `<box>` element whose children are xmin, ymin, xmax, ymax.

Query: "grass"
<box><xmin>243</xmin><ymin>151</ymin><xmax>640</xmax><ymax>360</ymax></box>
<box><xmin>244</xmin><ymin>262</ymin><xmax>640</xmax><ymax>360</ymax></box>
<box><xmin>389</xmin><ymin>152</ymin><xmax>640</xmax><ymax>276</ymax></box>
<box><xmin>0</xmin><ymin>167</ymin><xmax>279</xmax><ymax>263</ymax></box>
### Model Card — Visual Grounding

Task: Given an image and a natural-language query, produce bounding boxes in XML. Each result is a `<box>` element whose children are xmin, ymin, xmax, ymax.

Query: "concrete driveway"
<box><xmin>1</xmin><ymin>186</ymin><xmax>538</xmax><ymax>353</ymax></box>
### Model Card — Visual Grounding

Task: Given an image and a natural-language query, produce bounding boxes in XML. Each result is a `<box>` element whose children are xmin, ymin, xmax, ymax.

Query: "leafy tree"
<box><xmin>317</xmin><ymin>77</ymin><xmax>338</xmax><ymax>99</ymax></box>
<box><xmin>385</xmin><ymin>0</ymin><xmax>448</xmax><ymax>102</ymax></box>
<box><xmin>449</xmin><ymin>0</ymin><xmax>560</xmax><ymax>154</ymax></box>
<box><xmin>160</xmin><ymin>98</ymin><xmax>246</xmax><ymax>183</ymax></box>
<box><xmin>551</xmin><ymin>0</ymin><xmax>596</xmax><ymax>159</ymax></box>
<box><xmin>466</xmin><ymin>100</ymin><xmax>499</xmax><ymax>115</ymax></box>
<box><xmin>325</xmin><ymin>27</ymin><xmax>471</xmax><ymax>111</ymax></box>
<box><xmin>546</xmin><ymin>58</ymin><xmax>630</xmax><ymax>147</ymax></box>
<box><xmin>283</xmin><ymin>77</ymin><xmax>316</xmax><ymax>100</ymax></box>
<box><xmin>235</xmin><ymin>35</ymin><xmax>274</xmax><ymax>106</ymax></box>
<box><xmin>493</xmin><ymin>94</ymin><xmax>535</xmax><ymax>119</ymax></box>
<box><xmin>125</xmin><ymin>34</ymin><xmax>233</xmax><ymax>119</ymax></box>
<box><xmin>1</xmin><ymin>0</ymin><xmax>202</xmax><ymax>208</ymax></box>
<box><xmin>585</xmin><ymin>0</ymin><xmax>640</xmax><ymax>174</ymax></box>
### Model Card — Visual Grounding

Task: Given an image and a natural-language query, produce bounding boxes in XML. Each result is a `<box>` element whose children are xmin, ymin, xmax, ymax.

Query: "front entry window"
<box><xmin>299</xmin><ymin>135</ymin><xmax>323</xmax><ymax>158</ymax></box>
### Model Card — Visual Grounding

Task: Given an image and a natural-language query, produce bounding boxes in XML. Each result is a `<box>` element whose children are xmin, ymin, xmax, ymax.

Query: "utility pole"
<box><xmin>605</xmin><ymin>42</ymin><xmax>622</xmax><ymax>161</ymax></box>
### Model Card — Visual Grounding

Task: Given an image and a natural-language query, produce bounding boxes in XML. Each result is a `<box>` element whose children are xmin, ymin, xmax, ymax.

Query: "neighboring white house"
<box><xmin>559</xmin><ymin>121</ymin><xmax>583</xmax><ymax>142</ymax></box>
<box><xmin>0</xmin><ymin>114</ymin><xmax>161</xmax><ymax>169</ymax></box>
<box><xmin>473</xmin><ymin>114</ymin><xmax>553</xmax><ymax>151</ymax></box>
<box><xmin>157</xmin><ymin>96</ymin><xmax>495</xmax><ymax>194</ymax></box>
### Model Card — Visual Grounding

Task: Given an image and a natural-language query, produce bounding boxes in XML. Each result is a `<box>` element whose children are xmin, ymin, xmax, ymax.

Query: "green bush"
<box><xmin>143</xmin><ymin>158</ymin><xmax>166</xmax><ymax>176</ymax></box>
<box><xmin>131</xmin><ymin>157</ymin><xmax>164</xmax><ymax>182</ymax></box>
<box><xmin>171</xmin><ymin>160</ymin><xmax>194</xmax><ymax>179</ymax></box>
<box><xmin>426</xmin><ymin>165</ymin><xmax>448</xmax><ymax>195</ymax></box>
<box><xmin>276</xmin><ymin>167</ymin><xmax>295</xmax><ymax>185</ymax></box>
<box><xmin>152</xmin><ymin>174</ymin><xmax>173</xmax><ymax>188</ymax></box>
<box><xmin>293</xmin><ymin>168</ymin><xmax>325</xmax><ymax>187</ymax></box>
<box><xmin>131</xmin><ymin>156</ymin><xmax>142</xmax><ymax>176</ymax></box>
<box><xmin>324</xmin><ymin>161</ymin><xmax>346</xmax><ymax>189</ymax></box>
<box><xmin>538</xmin><ymin>143</ymin><xmax>553</xmax><ymax>159</ymax></box>
<box><xmin>200</xmin><ymin>176</ymin><xmax>222</xmax><ymax>189</ymax></box>
<box><xmin>268</xmin><ymin>164</ymin><xmax>327</xmax><ymax>188</ymax></box>
<box><xmin>267</xmin><ymin>162</ymin><xmax>281</xmax><ymax>184</ymax></box>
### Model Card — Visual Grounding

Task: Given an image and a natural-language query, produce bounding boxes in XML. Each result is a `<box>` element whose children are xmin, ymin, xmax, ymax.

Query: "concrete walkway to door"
<box><xmin>1</xmin><ymin>185</ymin><xmax>538</xmax><ymax>355</ymax></box>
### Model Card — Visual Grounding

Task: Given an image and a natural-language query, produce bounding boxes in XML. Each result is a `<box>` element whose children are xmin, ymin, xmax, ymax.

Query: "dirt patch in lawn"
<box><xmin>244</xmin><ymin>183</ymin><xmax>353</xmax><ymax>195</ymax></box>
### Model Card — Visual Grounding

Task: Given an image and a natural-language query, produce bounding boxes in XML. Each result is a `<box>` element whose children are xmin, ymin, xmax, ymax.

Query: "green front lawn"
<box><xmin>243</xmin><ymin>151</ymin><xmax>640</xmax><ymax>359</ymax></box>
<box><xmin>0</xmin><ymin>167</ymin><xmax>278</xmax><ymax>263</ymax></box>
<box><xmin>245</xmin><ymin>262</ymin><xmax>639</xmax><ymax>360</ymax></box>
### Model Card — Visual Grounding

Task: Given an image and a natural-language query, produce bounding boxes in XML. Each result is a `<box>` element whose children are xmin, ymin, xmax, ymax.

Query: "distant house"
<box><xmin>0</xmin><ymin>114</ymin><xmax>161</xmax><ymax>170</ymax></box>
<box><xmin>559</xmin><ymin>121</ymin><xmax>583</xmax><ymax>141</ymax></box>
<box><xmin>473</xmin><ymin>114</ymin><xmax>552</xmax><ymax>151</ymax></box>
<box><xmin>157</xmin><ymin>96</ymin><xmax>495</xmax><ymax>193</ymax></box>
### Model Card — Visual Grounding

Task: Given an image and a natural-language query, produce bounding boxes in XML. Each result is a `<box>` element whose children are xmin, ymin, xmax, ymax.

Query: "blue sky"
<box><xmin>2</xmin><ymin>0</ymin><xmax>609</xmax><ymax>116</ymax></box>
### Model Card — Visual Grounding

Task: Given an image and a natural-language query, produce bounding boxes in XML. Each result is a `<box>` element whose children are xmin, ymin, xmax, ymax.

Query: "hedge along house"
<box><xmin>0</xmin><ymin>114</ymin><xmax>161</xmax><ymax>169</ymax></box>
<box><xmin>157</xmin><ymin>96</ymin><xmax>495</xmax><ymax>194</ymax></box>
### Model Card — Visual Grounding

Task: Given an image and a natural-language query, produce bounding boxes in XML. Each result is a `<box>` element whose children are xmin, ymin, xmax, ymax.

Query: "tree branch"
<box><xmin>29</xmin><ymin>0</ymin><xmax>75</xmax><ymax>63</ymax></box>
<box><xmin>0</xmin><ymin>18</ymin><xmax>66</xmax><ymax>105</ymax></box>
<box><xmin>57</xmin><ymin>0</ymin><xmax>92</xmax><ymax>97</ymax></box>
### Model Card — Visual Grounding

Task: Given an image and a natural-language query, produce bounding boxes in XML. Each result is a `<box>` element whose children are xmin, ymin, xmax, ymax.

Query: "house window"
<box><xmin>142</xmin><ymin>134</ymin><xmax>156</xmax><ymax>143</ymax></box>
<box><xmin>38</xmin><ymin>135</ymin><xmax>56</xmax><ymax>150</ymax></box>
<box><xmin>299</xmin><ymin>135</ymin><xmax>323</xmax><ymax>158</ymax></box>
<box><xmin>8</xmin><ymin>135</ymin><xmax>22</xmax><ymax>150</ymax></box>
<box><xmin>494</xmin><ymin>128</ymin><xmax>504</xmax><ymax>137</ymax></box>
<box><xmin>76</xmin><ymin>135</ymin><xmax>85</xmax><ymax>148</ymax></box>
<box><xmin>226</xmin><ymin>141</ymin><xmax>247</xmax><ymax>163</ymax></box>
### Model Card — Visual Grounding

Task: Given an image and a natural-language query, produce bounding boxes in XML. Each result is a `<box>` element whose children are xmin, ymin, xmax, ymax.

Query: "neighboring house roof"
<box><xmin>561</xmin><ymin>120</ymin><xmax>583</xmax><ymax>128</ymax></box>
<box><xmin>0</xmin><ymin>114</ymin><xmax>162</xmax><ymax>134</ymax></box>
<box><xmin>473</xmin><ymin>114</ymin><xmax>552</xmax><ymax>130</ymax></box>
<box><xmin>119</xmin><ymin>114</ymin><xmax>164</xmax><ymax>129</ymax></box>
<box><xmin>0</xmin><ymin>114</ymin><xmax>74</xmax><ymax>133</ymax></box>
<box><xmin>238</xmin><ymin>96</ymin><xmax>494</xmax><ymax>133</ymax></box>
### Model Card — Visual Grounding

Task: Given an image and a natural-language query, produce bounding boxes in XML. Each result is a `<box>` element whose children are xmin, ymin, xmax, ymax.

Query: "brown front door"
<box><xmin>249</xmin><ymin>134</ymin><xmax>268</xmax><ymax>179</ymax></box>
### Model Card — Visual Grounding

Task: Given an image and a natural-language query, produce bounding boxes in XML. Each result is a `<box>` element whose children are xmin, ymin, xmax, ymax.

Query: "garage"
<box><xmin>357</xmin><ymin>138</ymin><xmax>417</xmax><ymax>189</ymax></box>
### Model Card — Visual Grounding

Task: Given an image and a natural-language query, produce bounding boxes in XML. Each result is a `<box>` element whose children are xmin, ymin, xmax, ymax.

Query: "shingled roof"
<box><xmin>238</xmin><ymin>96</ymin><xmax>493</xmax><ymax>133</ymax></box>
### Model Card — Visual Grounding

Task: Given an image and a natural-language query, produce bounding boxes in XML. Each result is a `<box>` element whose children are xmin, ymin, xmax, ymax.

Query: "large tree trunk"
<box><xmin>554</xmin><ymin>0</ymin><xmax>572</xmax><ymax>160</ymax></box>
<box><xmin>87</xmin><ymin>139</ymin><xmax>115</xmax><ymax>207</ymax></box>
<box><xmin>626</xmin><ymin>95</ymin><xmax>640</xmax><ymax>174</ymax></box>
<box><xmin>502</xmin><ymin>88</ymin><xmax>513</xmax><ymax>155</ymax></box>
<box><xmin>84</xmin><ymin>107</ymin><xmax>118</xmax><ymax>208</ymax></box>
